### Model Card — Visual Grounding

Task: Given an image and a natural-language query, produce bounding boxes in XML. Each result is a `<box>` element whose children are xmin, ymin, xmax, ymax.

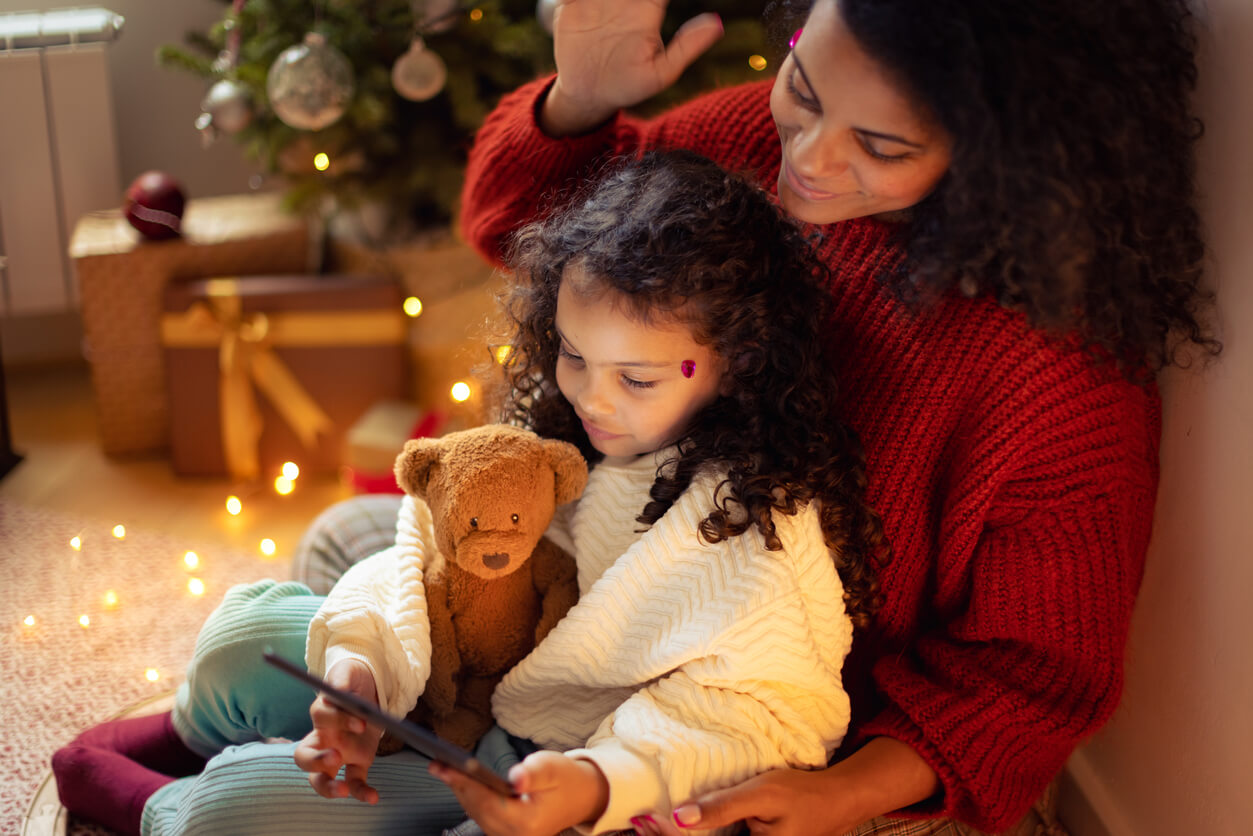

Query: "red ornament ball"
<box><xmin>122</xmin><ymin>171</ymin><xmax>186</xmax><ymax>240</ymax></box>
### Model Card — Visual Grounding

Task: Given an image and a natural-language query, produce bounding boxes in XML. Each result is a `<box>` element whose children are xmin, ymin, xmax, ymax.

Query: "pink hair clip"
<box><xmin>681</xmin><ymin>360</ymin><xmax>696</xmax><ymax>378</ymax></box>
<box><xmin>789</xmin><ymin>28</ymin><xmax>803</xmax><ymax>49</ymax></box>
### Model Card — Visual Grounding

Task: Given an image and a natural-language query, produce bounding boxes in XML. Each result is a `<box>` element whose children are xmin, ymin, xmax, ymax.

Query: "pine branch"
<box><xmin>157</xmin><ymin>0</ymin><xmax>770</xmax><ymax>235</ymax></box>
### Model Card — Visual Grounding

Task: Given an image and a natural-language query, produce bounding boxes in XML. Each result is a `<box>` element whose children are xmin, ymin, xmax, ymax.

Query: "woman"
<box><xmin>297</xmin><ymin>0</ymin><xmax>1216</xmax><ymax>833</ymax></box>
<box><xmin>420</xmin><ymin>0</ymin><xmax>1220</xmax><ymax>834</ymax></box>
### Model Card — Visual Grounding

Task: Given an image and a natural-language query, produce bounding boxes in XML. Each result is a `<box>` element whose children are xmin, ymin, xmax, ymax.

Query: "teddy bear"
<box><xmin>378</xmin><ymin>424</ymin><xmax>588</xmax><ymax>752</ymax></box>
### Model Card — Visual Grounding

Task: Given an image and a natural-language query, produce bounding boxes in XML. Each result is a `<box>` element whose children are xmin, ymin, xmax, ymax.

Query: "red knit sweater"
<box><xmin>460</xmin><ymin>77</ymin><xmax>1160</xmax><ymax>831</ymax></box>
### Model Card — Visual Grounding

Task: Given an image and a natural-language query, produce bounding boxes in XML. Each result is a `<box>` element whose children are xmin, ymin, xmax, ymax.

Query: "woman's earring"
<box><xmin>789</xmin><ymin>28</ymin><xmax>803</xmax><ymax>50</ymax></box>
<box><xmin>681</xmin><ymin>360</ymin><xmax>695</xmax><ymax>379</ymax></box>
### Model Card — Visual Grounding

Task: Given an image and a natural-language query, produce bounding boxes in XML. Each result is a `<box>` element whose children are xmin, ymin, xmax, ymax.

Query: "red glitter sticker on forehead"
<box><xmin>681</xmin><ymin>360</ymin><xmax>696</xmax><ymax>378</ymax></box>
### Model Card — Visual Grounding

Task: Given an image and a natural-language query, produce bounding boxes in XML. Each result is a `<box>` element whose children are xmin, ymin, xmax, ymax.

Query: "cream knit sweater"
<box><xmin>307</xmin><ymin>452</ymin><xmax>853</xmax><ymax>834</ymax></box>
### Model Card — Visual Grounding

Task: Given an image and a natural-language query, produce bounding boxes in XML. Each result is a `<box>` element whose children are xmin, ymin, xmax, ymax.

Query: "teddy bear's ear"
<box><xmin>541</xmin><ymin>439</ymin><xmax>588</xmax><ymax>505</ymax></box>
<box><xmin>394</xmin><ymin>437</ymin><xmax>443</xmax><ymax>499</ymax></box>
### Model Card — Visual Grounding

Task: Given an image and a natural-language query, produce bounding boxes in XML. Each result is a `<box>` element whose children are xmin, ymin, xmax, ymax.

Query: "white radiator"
<box><xmin>0</xmin><ymin>8</ymin><xmax>124</xmax><ymax>316</ymax></box>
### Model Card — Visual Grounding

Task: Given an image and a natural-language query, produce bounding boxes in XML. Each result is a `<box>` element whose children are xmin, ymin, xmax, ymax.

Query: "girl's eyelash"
<box><xmin>559</xmin><ymin>343</ymin><xmax>654</xmax><ymax>389</ymax></box>
<box><xmin>621</xmin><ymin>376</ymin><xmax>656</xmax><ymax>391</ymax></box>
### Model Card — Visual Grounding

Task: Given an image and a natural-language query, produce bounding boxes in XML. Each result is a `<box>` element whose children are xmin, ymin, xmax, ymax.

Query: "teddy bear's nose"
<box><xmin>483</xmin><ymin>552</ymin><xmax>510</xmax><ymax>570</ymax></box>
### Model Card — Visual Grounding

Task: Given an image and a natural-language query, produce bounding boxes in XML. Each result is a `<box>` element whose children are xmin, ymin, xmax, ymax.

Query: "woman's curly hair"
<box><xmin>769</xmin><ymin>0</ymin><xmax>1220</xmax><ymax>374</ymax></box>
<box><xmin>494</xmin><ymin>149</ymin><xmax>887</xmax><ymax>629</ymax></box>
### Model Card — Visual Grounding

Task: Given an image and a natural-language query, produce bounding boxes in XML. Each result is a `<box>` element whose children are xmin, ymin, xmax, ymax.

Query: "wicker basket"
<box><xmin>72</xmin><ymin>192</ymin><xmax>314</xmax><ymax>455</ymax></box>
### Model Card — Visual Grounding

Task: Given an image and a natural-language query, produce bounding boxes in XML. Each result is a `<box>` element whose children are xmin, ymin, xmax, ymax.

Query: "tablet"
<box><xmin>263</xmin><ymin>651</ymin><xmax>517</xmax><ymax>796</ymax></box>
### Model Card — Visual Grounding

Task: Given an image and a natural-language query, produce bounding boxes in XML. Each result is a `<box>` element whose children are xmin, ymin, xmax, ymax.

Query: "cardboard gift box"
<box><xmin>72</xmin><ymin>192</ymin><xmax>314</xmax><ymax>455</ymax></box>
<box><xmin>161</xmin><ymin>274</ymin><xmax>409</xmax><ymax>480</ymax></box>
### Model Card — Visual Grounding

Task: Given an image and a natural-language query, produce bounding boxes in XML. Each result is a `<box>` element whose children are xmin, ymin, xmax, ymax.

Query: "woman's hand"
<box><xmin>633</xmin><ymin>769</ymin><xmax>849</xmax><ymax>836</ymax></box>
<box><xmin>541</xmin><ymin>0</ymin><xmax>724</xmax><ymax>136</ymax></box>
<box><xmin>429</xmin><ymin>750</ymin><xmax>609</xmax><ymax>836</ymax></box>
<box><xmin>636</xmin><ymin>738</ymin><xmax>941</xmax><ymax>836</ymax></box>
<box><xmin>292</xmin><ymin>659</ymin><xmax>385</xmax><ymax>804</ymax></box>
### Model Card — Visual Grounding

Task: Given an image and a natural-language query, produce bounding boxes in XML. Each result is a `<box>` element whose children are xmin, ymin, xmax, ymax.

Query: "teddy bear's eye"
<box><xmin>511</xmin><ymin>514</ymin><xmax>519</xmax><ymax>524</ymax></box>
<box><xmin>469</xmin><ymin>518</ymin><xmax>478</xmax><ymax>528</ymax></box>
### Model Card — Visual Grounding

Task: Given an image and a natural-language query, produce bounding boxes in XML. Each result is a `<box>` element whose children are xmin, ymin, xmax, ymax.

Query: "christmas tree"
<box><xmin>159</xmin><ymin>0</ymin><xmax>775</xmax><ymax>239</ymax></box>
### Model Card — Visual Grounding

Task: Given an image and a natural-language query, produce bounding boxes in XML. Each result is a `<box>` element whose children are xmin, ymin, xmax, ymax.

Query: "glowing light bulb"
<box><xmin>112</xmin><ymin>524</ymin><xmax>126</xmax><ymax>539</ymax></box>
<box><xmin>226</xmin><ymin>496</ymin><xmax>243</xmax><ymax>515</ymax></box>
<box><xmin>469</xmin><ymin>8</ymin><xmax>483</xmax><ymax>21</ymax></box>
<box><xmin>403</xmin><ymin>296</ymin><xmax>423</xmax><ymax>317</ymax></box>
<box><xmin>188</xmin><ymin>578</ymin><xmax>205</xmax><ymax>596</ymax></box>
<box><xmin>749</xmin><ymin>54</ymin><xmax>768</xmax><ymax>71</ymax></box>
<box><xmin>282</xmin><ymin>461</ymin><xmax>300</xmax><ymax>480</ymax></box>
<box><xmin>79</xmin><ymin>614</ymin><xmax>90</xmax><ymax>628</ymax></box>
<box><xmin>450</xmin><ymin>381</ymin><xmax>471</xmax><ymax>402</ymax></box>
<box><xmin>145</xmin><ymin>668</ymin><xmax>160</xmax><ymax>682</ymax></box>
<box><xmin>184</xmin><ymin>550</ymin><xmax>200</xmax><ymax>569</ymax></box>
<box><xmin>494</xmin><ymin>345</ymin><xmax>513</xmax><ymax>365</ymax></box>
<box><xmin>69</xmin><ymin>536</ymin><xmax>82</xmax><ymax>550</ymax></box>
<box><xmin>23</xmin><ymin>615</ymin><xmax>36</xmax><ymax>627</ymax></box>
<box><xmin>260</xmin><ymin>538</ymin><xmax>277</xmax><ymax>557</ymax></box>
<box><xmin>274</xmin><ymin>475</ymin><xmax>295</xmax><ymax>495</ymax></box>
<box><xmin>103</xmin><ymin>589</ymin><xmax>119</xmax><ymax>608</ymax></box>
<box><xmin>314</xmin><ymin>152</ymin><xmax>330</xmax><ymax>171</ymax></box>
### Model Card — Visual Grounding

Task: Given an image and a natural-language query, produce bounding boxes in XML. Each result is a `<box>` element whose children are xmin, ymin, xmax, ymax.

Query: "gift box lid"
<box><xmin>70</xmin><ymin>192</ymin><xmax>307</xmax><ymax>258</ymax></box>
<box><xmin>163</xmin><ymin>273</ymin><xmax>401</xmax><ymax>313</ymax></box>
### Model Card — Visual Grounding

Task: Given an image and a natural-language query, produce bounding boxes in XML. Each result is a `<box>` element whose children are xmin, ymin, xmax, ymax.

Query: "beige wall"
<box><xmin>1062</xmin><ymin>0</ymin><xmax>1253</xmax><ymax>833</ymax></box>
<box><xmin>0</xmin><ymin>0</ymin><xmax>259</xmax><ymax>200</ymax></box>
<box><xmin>0</xmin><ymin>1</ymin><xmax>263</xmax><ymax>364</ymax></box>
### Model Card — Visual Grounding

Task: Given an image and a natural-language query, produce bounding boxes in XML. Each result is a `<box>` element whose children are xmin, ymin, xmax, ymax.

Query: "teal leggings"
<box><xmin>143</xmin><ymin>579</ymin><xmax>523</xmax><ymax>836</ymax></box>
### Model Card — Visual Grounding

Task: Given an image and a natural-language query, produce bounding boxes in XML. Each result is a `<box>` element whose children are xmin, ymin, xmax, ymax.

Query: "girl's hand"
<box><xmin>541</xmin><ymin>0</ymin><xmax>724</xmax><ymax>136</ymax></box>
<box><xmin>429</xmin><ymin>750</ymin><xmax>609</xmax><ymax>836</ymax></box>
<box><xmin>292</xmin><ymin>659</ymin><xmax>385</xmax><ymax>804</ymax></box>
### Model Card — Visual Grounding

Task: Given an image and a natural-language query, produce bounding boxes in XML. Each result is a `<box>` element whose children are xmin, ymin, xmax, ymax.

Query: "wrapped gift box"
<box><xmin>162</xmin><ymin>274</ymin><xmax>409</xmax><ymax>480</ymax></box>
<box><xmin>342</xmin><ymin>400</ymin><xmax>449</xmax><ymax>493</ymax></box>
<box><xmin>72</xmin><ymin>192</ymin><xmax>314</xmax><ymax>455</ymax></box>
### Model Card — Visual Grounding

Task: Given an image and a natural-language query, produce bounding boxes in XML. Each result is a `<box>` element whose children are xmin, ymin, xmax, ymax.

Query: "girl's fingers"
<box><xmin>310</xmin><ymin>697</ymin><xmax>367</xmax><ymax>735</ymax></box>
<box><xmin>307</xmin><ymin>770</ymin><xmax>349</xmax><ymax>799</ymax></box>
<box><xmin>293</xmin><ymin>736</ymin><xmax>341</xmax><ymax>776</ymax></box>
<box><xmin>343</xmin><ymin>764</ymin><xmax>379</xmax><ymax>804</ymax></box>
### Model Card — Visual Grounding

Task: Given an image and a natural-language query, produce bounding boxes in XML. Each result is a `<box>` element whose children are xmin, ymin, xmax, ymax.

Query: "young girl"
<box><xmin>52</xmin><ymin>150</ymin><xmax>885</xmax><ymax>835</ymax></box>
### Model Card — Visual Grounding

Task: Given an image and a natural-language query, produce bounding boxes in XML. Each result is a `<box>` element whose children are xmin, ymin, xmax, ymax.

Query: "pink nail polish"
<box><xmin>789</xmin><ymin>27</ymin><xmax>803</xmax><ymax>49</ymax></box>
<box><xmin>673</xmin><ymin>804</ymin><xmax>702</xmax><ymax>827</ymax></box>
<box><xmin>630</xmin><ymin>816</ymin><xmax>659</xmax><ymax>835</ymax></box>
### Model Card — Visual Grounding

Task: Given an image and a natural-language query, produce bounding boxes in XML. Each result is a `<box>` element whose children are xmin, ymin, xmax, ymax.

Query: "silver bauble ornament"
<box><xmin>537</xmin><ymin>0</ymin><xmax>557</xmax><ymax>34</ymax></box>
<box><xmin>266</xmin><ymin>32</ymin><xmax>355</xmax><ymax>131</ymax></box>
<box><xmin>391</xmin><ymin>39</ymin><xmax>447</xmax><ymax>101</ymax></box>
<box><xmin>416</xmin><ymin>0</ymin><xmax>458</xmax><ymax>33</ymax></box>
<box><xmin>200</xmin><ymin>78</ymin><xmax>253</xmax><ymax>134</ymax></box>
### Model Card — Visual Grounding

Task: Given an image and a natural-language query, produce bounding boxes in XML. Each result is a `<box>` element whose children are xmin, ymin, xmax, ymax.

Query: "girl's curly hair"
<box><xmin>769</xmin><ymin>0</ymin><xmax>1220</xmax><ymax>374</ymax></box>
<box><xmin>494</xmin><ymin>149</ymin><xmax>887</xmax><ymax>629</ymax></box>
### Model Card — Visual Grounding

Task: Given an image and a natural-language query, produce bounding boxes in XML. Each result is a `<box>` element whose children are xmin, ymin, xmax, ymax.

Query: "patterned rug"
<box><xmin>0</xmin><ymin>499</ymin><xmax>290</xmax><ymax>835</ymax></box>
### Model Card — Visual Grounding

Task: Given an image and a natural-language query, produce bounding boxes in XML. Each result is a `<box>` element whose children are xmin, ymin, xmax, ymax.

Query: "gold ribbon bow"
<box><xmin>161</xmin><ymin>278</ymin><xmax>406</xmax><ymax>481</ymax></box>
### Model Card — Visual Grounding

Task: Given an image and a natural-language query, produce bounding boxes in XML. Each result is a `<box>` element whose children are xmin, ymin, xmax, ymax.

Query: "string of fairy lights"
<box><xmin>17</xmin><ymin>484</ymin><xmax>289</xmax><ymax>684</ymax></box>
<box><xmin>17</xmin><ymin>291</ymin><xmax>496</xmax><ymax>684</ymax></box>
